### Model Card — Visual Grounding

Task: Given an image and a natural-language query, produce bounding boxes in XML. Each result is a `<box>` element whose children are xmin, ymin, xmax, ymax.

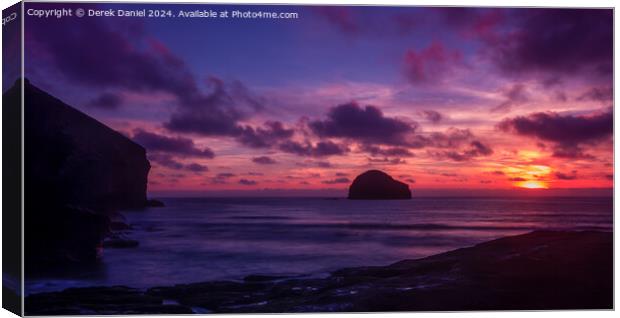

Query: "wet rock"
<box><xmin>25</xmin><ymin>231</ymin><xmax>612</xmax><ymax>314</ymax></box>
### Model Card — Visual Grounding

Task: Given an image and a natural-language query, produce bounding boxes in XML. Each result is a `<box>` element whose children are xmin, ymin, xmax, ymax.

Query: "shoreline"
<box><xmin>25</xmin><ymin>230</ymin><xmax>613</xmax><ymax>314</ymax></box>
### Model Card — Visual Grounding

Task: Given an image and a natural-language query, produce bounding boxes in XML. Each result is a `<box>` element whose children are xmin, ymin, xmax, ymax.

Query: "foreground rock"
<box><xmin>3</xmin><ymin>80</ymin><xmax>151</xmax><ymax>268</ymax></box>
<box><xmin>348</xmin><ymin>170</ymin><xmax>411</xmax><ymax>200</ymax></box>
<box><xmin>25</xmin><ymin>231</ymin><xmax>612</xmax><ymax>314</ymax></box>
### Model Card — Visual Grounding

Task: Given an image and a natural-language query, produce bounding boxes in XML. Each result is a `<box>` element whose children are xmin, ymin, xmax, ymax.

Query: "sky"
<box><xmin>21</xmin><ymin>3</ymin><xmax>613</xmax><ymax>196</ymax></box>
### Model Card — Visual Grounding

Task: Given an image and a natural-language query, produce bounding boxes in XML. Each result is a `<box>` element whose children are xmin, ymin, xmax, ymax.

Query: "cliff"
<box><xmin>4</xmin><ymin>79</ymin><xmax>150</xmax><ymax>265</ymax></box>
<box><xmin>348</xmin><ymin>170</ymin><xmax>411</xmax><ymax>200</ymax></box>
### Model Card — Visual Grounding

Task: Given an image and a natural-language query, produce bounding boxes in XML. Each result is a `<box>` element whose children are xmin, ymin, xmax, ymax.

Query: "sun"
<box><xmin>515</xmin><ymin>180</ymin><xmax>548</xmax><ymax>189</ymax></box>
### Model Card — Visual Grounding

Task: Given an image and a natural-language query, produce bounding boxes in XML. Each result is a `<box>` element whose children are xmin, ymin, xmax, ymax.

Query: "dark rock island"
<box><xmin>25</xmin><ymin>230</ymin><xmax>613</xmax><ymax>314</ymax></box>
<box><xmin>348</xmin><ymin>170</ymin><xmax>411</xmax><ymax>200</ymax></box>
<box><xmin>4</xmin><ymin>80</ymin><xmax>152</xmax><ymax>267</ymax></box>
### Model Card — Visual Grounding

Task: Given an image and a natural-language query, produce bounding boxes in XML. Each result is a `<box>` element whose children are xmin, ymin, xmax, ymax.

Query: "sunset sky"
<box><xmin>22</xmin><ymin>3</ymin><xmax>613</xmax><ymax>196</ymax></box>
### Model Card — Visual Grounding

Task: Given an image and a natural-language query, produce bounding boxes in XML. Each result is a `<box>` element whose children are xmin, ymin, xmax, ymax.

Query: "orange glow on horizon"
<box><xmin>515</xmin><ymin>180</ymin><xmax>549</xmax><ymax>189</ymax></box>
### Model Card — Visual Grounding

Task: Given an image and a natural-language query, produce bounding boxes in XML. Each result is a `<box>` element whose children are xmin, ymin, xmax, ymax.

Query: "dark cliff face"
<box><xmin>19</xmin><ymin>79</ymin><xmax>150</xmax><ymax>211</ymax></box>
<box><xmin>348</xmin><ymin>170</ymin><xmax>411</xmax><ymax>200</ymax></box>
<box><xmin>4</xmin><ymin>80</ymin><xmax>150</xmax><ymax>266</ymax></box>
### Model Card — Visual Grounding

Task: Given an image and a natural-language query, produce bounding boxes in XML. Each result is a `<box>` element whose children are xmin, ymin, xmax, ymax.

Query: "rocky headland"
<box><xmin>25</xmin><ymin>230</ymin><xmax>612</xmax><ymax>314</ymax></box>
<box><xmin>5</xmin><ymin>80</ymin><xmax>153</xmax><ymax>268</ymax></box>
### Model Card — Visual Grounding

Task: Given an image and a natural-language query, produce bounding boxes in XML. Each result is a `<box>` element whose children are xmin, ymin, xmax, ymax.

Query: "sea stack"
<box><xmin>348</xmin><ymin>170</ymin><xmax>412</xmax><ymax>200</ymax></box>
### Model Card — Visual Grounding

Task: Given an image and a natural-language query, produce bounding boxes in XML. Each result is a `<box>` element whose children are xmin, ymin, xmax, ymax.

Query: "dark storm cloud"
<box><xmin>279</xmin><ymin>140</ymin><xmax>349</xmax><ymax>157</ymax></box>
<box><xmin>309</xmin><ymin>102</ymin><xmax>417</xmax><ymax>146</ymax></box>
<box><xmin>87</xmin><ymin>92</ymin><xmax>123</xmax><ymax>110</ymax></box>
<box><xmin>132</xmin><ymin>129</ymin><xmax>215</xmax><ymax>158</ymax></box>
<box><xmin>489</xmin><ymin>9</ymin><xmax>612</xmax><ymax>77</ymax></box>
<box><xmin>252</xmin><ymin>156</ymin><xmax>277</xmax><ymax>165</ymax></box>
<box><xmin>498</xmin><ymin>110</ymin><xmax>613</xmax><ymax>145</ymax></box>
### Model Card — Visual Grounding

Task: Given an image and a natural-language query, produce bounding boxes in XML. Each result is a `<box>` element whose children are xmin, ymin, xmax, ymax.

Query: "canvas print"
<box><xmin>2</xmin><ymin>1</ymin><xmax>613</xmax><ymax>315</ymax></box>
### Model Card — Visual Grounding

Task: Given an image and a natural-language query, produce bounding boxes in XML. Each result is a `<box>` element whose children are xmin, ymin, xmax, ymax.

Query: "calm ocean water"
<box><xmin>26</xmin><ymin>196</ymin><xmax>613</xmax><ymax>294</ymax></box>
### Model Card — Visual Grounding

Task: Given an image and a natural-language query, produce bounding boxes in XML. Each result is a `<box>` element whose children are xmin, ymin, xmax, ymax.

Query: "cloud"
<box><xmin>361</xmin><ymin>144</ymin><xmax>414</xmax><ymax>157</ymax></box>
<box><xmin>428</xmin><ymin>140</ymin><xmax>493</xmax><ymax>161</ymax></box>
<box><xmin>322</xmin><ymin>177</ymin><xmax>351</xmax><ymax>184</ymax></box>
<box><xmin>489</xmin><ymin>9</ymin><xmax>612</xmax><ymax>78</ymax></box>
<box><xmin>27</xmin><ymin>14</ymin><xmax>266</xmax><ymax>142</ymax></box>
<box><xmin>185</xmin><ymin>163</ymin><xmax>208</xmax><ymax>173</ymax></box>
<box><xmin>577</xmin><ymin>86</ymin><xmax>613</xmax><ymax>102</ymax></box>
<box><xmin>88</xmin><ymin>92</ymin><xmax>123</xmax><ymax>109</ymax></box>
<box><xmin>492</xmin><ymin>84</ymin><xmax>528</xmax><ymax>112</ymax></box>
<box><xmin>164</xmin><ymin>78</ymin><xmax>263</xmax><ymax>137</ymax></box>
<box><xmin>498</xmin><ymin>110</ymin><xmax>613</xmax><ymax>145</ymax></box>
<box><xmin>403</xmin><ymin>42</ymin><xmax>461</xmax><ymax>84</ymax></box>
<box><xmin>132</xmin><ymin>129</ymin><xmax>214</xmax><ymax>158</ymax></box>
<box><xmin>427</xmin><ymin>128</ymin><xmax>474</xmax><ymax>148</ymax></box>
<box><xmin>555</xmin><ymin>171</ymin><xmax>577</xmax><ymax>180</ymax></box>
<box><xmin>309</xmin><ymin>102</ymin><xmax>416</xmax><ymax>145</ymax></box>
<box><xmin>237</xmin><ymin>121</ymin><xmax>294</xmax><ymax>148</ymax></box>
<box><xmin>216</xmin><ymin>173</ymin><xmax>236</xmax><ymax>178</ymax></box>
<box><xmin>279</xmin><ymin>140</ymin><xmax>349</xmax><ymax>157</ymax></box>
<box><xmin>238</xmin><ymin>179</ymin><xmax>257</xmax><ymax>186</ymax></box>
<box><xmin>148</xmin><ymin>153</ymin><xmax>207</xmax><ymax>173</ymax></box>
<box><xmin>252</xmin><ymin>156</ymin><xmax>277</xmax><ymax>164</ymax></box>
<box><xmin>148</xmin><ymin>153</ymin><xmax>184</xmax><ymax>170</ymax></box>
<box><xmin>418</xmin><ymin>110</ymin><xmax>443</xmax><ymax>123</ymax></box>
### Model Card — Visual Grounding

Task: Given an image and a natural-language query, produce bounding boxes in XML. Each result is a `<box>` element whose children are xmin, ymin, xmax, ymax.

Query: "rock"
<box><xmin>348</xmin><ymin>170</ymin><xmax>411</xmax><ymax>200</ymax></box>
<box><xmin>17</xmin><ymin>80</ymin><xmax>151</xmax><ymax>211</ymax></box>
<box><xmin>25</xmin><ymin>205</ymin><xmax>110</xmax><ymax>267</ymax></box>
<box><xmin>3</xmin><ymin>80</ymin><xmax>151</xmax><ymax>267</ymax></box>
<box><xmin>146</xmin><ymin>199</ymin><xmax>165</xmax><ymax>207</ymax></box>
<box><xmin>25</xmin><ymin>231</ymin><xmax>613</xmax><ymax>314</ymax></box>
<box><xmin>25</xmin><ymin>286</ymin><xmax>194</xmax><ymax>315</ymax></box>
<box><xmin>102</xmin><ymin>236</ymin><xmax>139</xmax><ymax>249</ymax></box>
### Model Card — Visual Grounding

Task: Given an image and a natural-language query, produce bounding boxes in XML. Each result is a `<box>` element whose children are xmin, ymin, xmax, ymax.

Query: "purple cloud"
<box><xmin>237</xmin><ymin>121</ymin><xmax>294</xmax><ymax>148</ymax></box>
<box><xmin>238</xmin><ymin>179</ymin><xmax>257</xmax><ymax>186</ymax></box>
<box><xmin>252</xmin><ymin>156</ymin><xmax>277</xmax><ymax>164</ymax></box>
<box><xmin>489</xmin><ymin>9</ymin><xmax>612</xmax><ymax>78</ymax></box>
<box><xmin>279</xmin><ymin>140</ymin><xmax>348</xmax><ymax>157</ymax></box>
<box><xmin>310</xmin><ymin>102</ymin><xmax>416</xmax><ymax>146</ymax></box>
<box><xmin>133</xmin><ymin>129</ymin><xmax>214</xmax><ymax>158</ymax></box>
<box><xmin>498</xmin><ymin>110</ymin><xmax>613</xmax><ymax>145</ymax></box>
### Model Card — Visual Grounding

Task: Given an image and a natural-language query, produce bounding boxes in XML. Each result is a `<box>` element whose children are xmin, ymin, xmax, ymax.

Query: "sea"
<box><xmin>25</xmin><ymin>196</ymin><xmax>613</xmax><ymax>294</ymax></box>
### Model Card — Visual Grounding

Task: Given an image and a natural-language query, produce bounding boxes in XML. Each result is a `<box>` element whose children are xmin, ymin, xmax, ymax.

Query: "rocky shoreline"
<box><xmin>25</xmin><ymin>230</ymin><xmax>612</xmax><ymax>315</ymax></box>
